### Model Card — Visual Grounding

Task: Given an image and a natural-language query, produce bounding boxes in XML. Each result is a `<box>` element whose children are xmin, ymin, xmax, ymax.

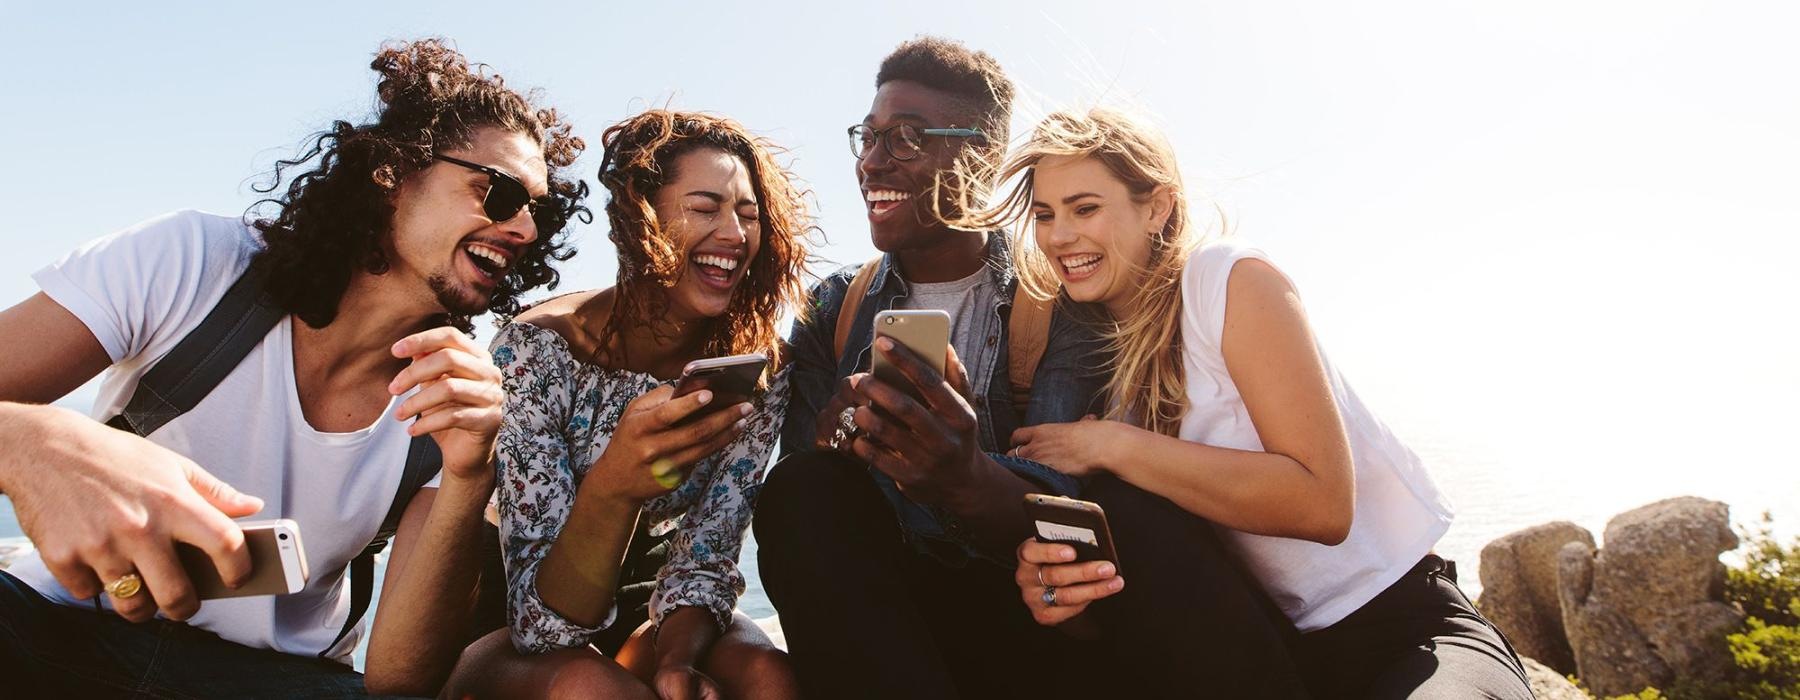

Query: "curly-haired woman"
<box><xmin>0</xmin><ymin>38</ymin><xmax>585</xmax><ymax>697</ymax></box>
<box><xmin>443</xmin><ymin>110</ymin><xmax>813</xmax><ymax>700</ymax></box>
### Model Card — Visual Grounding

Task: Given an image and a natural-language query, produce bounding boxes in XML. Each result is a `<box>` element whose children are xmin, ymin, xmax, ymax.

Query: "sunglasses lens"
<box><xmin>482</xmin><ymin>177</ymin><xmax>529</xmax><ymax>223</ymax></box>
<box><xmin>532</xmin><ymin>198</ymin><xmax>566</xmax><ymax>234</ymax></box>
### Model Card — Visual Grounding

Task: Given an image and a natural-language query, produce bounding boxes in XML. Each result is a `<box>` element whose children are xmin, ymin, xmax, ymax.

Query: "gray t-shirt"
<box><xmin>895</xmin><ymin>267</ymin><xmax>999</xmax><ymax>397</ymax></box>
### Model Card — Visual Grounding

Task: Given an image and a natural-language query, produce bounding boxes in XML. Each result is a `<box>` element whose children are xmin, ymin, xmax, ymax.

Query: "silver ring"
<box><xmin>1041</xmin><ymin>585</ymin><xmax>1058</xmax><ymax>607</ymax></box>
<box><xmin>827</xmin><ymin>406</ymin><xmax>859</xmax><ymax>450</ymax></box>
<box><xmin>1036</xmin><ymin>568</ymin><xmax>1046</xmax><ymax>588</ymax></box>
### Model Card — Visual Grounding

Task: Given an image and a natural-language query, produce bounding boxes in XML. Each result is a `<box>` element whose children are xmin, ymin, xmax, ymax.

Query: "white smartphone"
<box><xmin>870</xmin><ymin>310</ymin><xmax>951</xmax><ymax>401</ymax></box>
<box><xmin>177</xmin><ymin>518</ymin><xmax>309</xmax><ymax>599</ymax></box>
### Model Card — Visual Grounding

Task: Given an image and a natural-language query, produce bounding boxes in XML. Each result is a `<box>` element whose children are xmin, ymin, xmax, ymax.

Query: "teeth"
<box><xmin>466</xmin><ymin>244</ymin><xmax>509</xmax><ymax>268</ymax></box>
<box><xmin>1062</xmin><ymin>254</ymin><xmax>1103</xmax><ymax>270</ymax></box>
<box><xmin>864</xmin><ymin>190</ymin><xmax>910</xmax><ymax>203</ymax></box>
<box><xmin>692</xmin><ymin>254</ymin><xmax>739</xmax><ymax>271</ymax></box>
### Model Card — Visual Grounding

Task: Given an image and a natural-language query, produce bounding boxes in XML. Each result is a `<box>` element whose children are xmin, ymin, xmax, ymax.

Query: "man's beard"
<box><xmin>428</xmin><ymin>272</ymin><xmax>495</xmax><ymax>317</ymax></box>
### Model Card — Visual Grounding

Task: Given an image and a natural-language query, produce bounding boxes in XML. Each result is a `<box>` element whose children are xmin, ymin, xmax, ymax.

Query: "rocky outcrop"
<box><xmin>1479</xmin><ymin>521</ymin><xmax>1594</xmax><ymax>673</ymax></box>
<box><xmin>1521</xmin><ymin>656</ymin><xmax>1588</xmax><ymax>700</ymax></box>
<box><xmin>1556</xmin><ymin>497</ymin><xmax>1743</xmax><ymax>698</ymax></box>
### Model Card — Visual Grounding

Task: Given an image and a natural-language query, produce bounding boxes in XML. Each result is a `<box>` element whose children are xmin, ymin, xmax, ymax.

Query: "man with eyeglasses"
<box><xmin>754</xmin><ymin>36</ymin><xmax>1113</xmax><ymax>699</ymax></box>
<box><xmin>0</xmin><ymin>39</ymin><xmax>582</xmax><ymax>697</ymax></box>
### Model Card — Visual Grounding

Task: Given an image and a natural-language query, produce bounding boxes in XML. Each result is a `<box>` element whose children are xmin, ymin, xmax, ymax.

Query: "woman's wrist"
<box><xmin>582</xmin><ymin>453</ymin><xmax>649</xmax><ymax>507</ymax></box>
<box><xmin>1095</xmin><ymin>421</ymin><xmax>1137</xmax><ymax>478</ymax></box>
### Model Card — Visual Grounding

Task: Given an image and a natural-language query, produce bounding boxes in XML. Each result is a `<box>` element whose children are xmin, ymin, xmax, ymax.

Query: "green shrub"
<box><xmin>1727</xmin><ymin>512</ymin><xmax>1800</xmax><ymax>627</ymax></box>
<box><xmin>1719</xmin><ymin>617</ymin><xmax>1800</xmax><ymax>700</ymax></box>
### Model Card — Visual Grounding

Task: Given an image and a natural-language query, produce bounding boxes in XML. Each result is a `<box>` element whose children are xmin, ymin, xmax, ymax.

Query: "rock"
<box><xmin>1555</xmin><ymin>497</ymin><xmax>1743</xmax><ymax>698</ymax></box>
<box><xmin>1640</xmin><ymin>602</ymin><xmax>1742</xmax><ymax>683</ymax></box>
<box><xmin>1521</xmin><ymin>656</ymin><xmax>1589</xmax><ymax>700</ymax></box>
<box><xmin>1479</xmin><ymin>521</ymin><xmax>1594</xmax><ymax>673</ymax></box>
<box><xmin>1591</xmin><ymin>497</ymin><xmax>1738</xmax><ymax>634</ymax></box>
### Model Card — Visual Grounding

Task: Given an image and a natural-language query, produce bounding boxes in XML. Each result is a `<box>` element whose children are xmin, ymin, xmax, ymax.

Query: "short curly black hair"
<box><xmin>876</xmin><ymin>36</ymin><xmax>1015</xmax><ymax>147</ymax></box>
<box><xmin>248</xmin><ymin>38</ymin><xmax>589</xmax><ymax>332</ymax></box>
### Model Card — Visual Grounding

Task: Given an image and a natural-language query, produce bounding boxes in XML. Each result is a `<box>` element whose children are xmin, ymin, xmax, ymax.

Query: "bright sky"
<box><xmin>4</xmin><ymin>1</ymin><xmax>1796</xmax><ymax>539</ymax></box>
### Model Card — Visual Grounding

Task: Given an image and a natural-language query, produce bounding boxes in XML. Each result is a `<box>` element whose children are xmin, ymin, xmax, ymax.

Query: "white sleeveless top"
<box><xmin>1177</xmin><ymin>239</ymin><xmax>1454</xmax><ymax>632</ymax></box>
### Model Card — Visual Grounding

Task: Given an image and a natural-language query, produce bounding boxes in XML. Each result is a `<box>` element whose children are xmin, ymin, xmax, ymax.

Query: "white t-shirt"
<box><xmin>1178</xmin><ymin>239</ymin><xmax>1454</xmax><ymax>633</ymax></box>
<box><xmin>10</xmin><ymin>210</ymin><xmax>435</xmax><ymax>663</ymax></box>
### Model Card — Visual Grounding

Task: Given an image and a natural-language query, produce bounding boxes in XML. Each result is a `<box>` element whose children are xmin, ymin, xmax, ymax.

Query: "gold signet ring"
<box><xmin>105</xmin><ymin>572</ymin><xmax>144</xmax><ymax>599</ymax></box>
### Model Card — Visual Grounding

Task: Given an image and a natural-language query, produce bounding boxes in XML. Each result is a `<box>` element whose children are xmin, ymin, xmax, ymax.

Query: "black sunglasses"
<box><xmin>432</xmin><ymin>154</ymin><xmax>565</xmax><ymax>233</ymax></box>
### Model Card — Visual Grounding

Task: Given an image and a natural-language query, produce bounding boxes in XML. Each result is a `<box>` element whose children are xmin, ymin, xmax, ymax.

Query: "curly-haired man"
<box><xmin>0</xmin><ymin>38</ymin><xmax>585</xmax><ymax>697</ymax></box>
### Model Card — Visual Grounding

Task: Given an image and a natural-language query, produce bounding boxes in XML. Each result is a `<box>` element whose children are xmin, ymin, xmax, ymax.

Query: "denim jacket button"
<box><xmin>985</xmin><ymin>335</ymin><xmax>997</xmax><ymax>347</ymax></box>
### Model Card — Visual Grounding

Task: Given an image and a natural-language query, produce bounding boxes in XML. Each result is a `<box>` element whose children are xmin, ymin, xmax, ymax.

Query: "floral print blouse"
<box><xmin>491</xmin><ymin>321</ymin><xmax>788</xmax><ymax>654</ymax></box>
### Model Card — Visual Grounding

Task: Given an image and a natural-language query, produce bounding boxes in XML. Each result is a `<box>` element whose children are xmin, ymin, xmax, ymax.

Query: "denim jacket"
<box><xmin>780</xmin><ymin>232</ymin><xmax>1109</xmax><ymax>565</ymax></box>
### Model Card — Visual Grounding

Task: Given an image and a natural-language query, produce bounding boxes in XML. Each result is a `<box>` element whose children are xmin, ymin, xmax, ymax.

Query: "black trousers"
<box><xmin>1296</xmin><ymin>555</ymin><xmax>1533</xmax><ymax>699</ymax></box>
<box><xmin>755</xmin><ymin>451</ymin><xmax>1112</xmax><ymax>700</ymax></box>
<box><xmin>755</xmin><ymin>454</ymin><xmax>1310</xmax><ymax>699</ymax></box>
<box><xmin>1078</xmin><ymin>475</ymin><xmax>1312</xmax><ymax>698</ymax></box>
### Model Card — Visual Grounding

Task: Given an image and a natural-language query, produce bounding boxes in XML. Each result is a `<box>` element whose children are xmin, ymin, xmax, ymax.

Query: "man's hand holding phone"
<box><xmin>842</xmin><ymin>336</ymin><xmax>983</xmax><ymax>506</ymax></box>
<box><xmin>1</xmin><ymin>405</ymin><xmax>261</xmax><ymax>623</ymax></box>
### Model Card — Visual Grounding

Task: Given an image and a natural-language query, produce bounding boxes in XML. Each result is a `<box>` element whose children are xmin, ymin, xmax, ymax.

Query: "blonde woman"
<box><xmin>980</xmin><ymin>110</ymin><xmax>1532</xmax><ymax>698</ymax></box>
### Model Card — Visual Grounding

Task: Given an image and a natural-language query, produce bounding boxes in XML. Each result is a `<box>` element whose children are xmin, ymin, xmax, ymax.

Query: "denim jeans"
<box><xmin>0</xmin><ymin>569</ymin><xmax>417</xmax><ymax>699</ymax></box>
<box><xmin>780</xmin><ymin>234</ymin><xmax>1111</xmax><ymax>564</ymax></box>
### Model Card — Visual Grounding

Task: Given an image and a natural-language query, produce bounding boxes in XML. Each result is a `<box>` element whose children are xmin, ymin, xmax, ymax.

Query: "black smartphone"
<box><xmin>671</xmin><ymin>352</ymin><xmax>768</xmax><ymax>423</ymax></box>
<box><xmin>1023</xmin><ymin>493</ymin><xmax>1122</xmax><ymax>574</ymax></box>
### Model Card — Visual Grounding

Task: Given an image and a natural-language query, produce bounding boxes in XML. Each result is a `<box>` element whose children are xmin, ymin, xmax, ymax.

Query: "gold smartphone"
<box><xmin>176</xmin><ymin>518</ymin><xmax>309</xmax><ymax>599</ymax></box>
<box><xmin>870</xmin><ymin>310</ymin><xmax>950</xmax><ymax>401</ymax></box>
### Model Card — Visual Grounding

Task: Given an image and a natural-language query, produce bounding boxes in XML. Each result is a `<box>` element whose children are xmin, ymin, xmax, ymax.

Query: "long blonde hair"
<box><xmin>960</xmin><ymin>108</ymin><xmax>1212</xmax><ymax>435</ymax></box>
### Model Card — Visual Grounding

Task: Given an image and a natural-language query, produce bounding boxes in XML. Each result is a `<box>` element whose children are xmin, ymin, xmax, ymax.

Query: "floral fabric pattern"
<box><xmin>491</xmin><ymin>321</ymin><xmax>788</xmax><ymax>654</ymax></box>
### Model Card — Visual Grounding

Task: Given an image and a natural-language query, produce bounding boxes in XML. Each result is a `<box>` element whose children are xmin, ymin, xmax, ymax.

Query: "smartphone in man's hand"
<box><xmin>177</xmin><ymin>519</ymin><xmax>309</xmax><ymax>600</ymax></box>
<box><xmin>870</xmin><ymin>310</ymin><xmax>950</xmax><ymax>402</ymax></box>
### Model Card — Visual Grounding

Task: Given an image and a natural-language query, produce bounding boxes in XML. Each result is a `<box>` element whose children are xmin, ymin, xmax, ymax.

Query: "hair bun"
<box><xmin>370</xmin><ymin>38</ymin><xmax>486</xmax><ymax>110</ymax></box>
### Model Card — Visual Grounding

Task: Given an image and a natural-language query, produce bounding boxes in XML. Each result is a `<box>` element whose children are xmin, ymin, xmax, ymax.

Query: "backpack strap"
<box><xmin>106</xmin><ymin>266</ymin><xmax>281</xmax><ymax>435</ymax></box>
<box><xmin>321</xmin><ymin>435</ymin><xmax>441</xmax><ymax>659</ymax></box>
<box><xmin>1006</xmin><ymin>288</ymin><xmax>1055</xmax><ymax>408</ymax></box>
<box><xmin>829</xmin><ymin>256</ymin><xmax>1056</xmax><ymax>409</ymax></box>
<box><xmin>87</xmin><ymin>263</ymin><xmax>445</xmax><ymax>661</ymax></box>
<box><xmin>831</xmin><ymin>257</ymin><xmax>885</xmax><ymax>361</ymax></box>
